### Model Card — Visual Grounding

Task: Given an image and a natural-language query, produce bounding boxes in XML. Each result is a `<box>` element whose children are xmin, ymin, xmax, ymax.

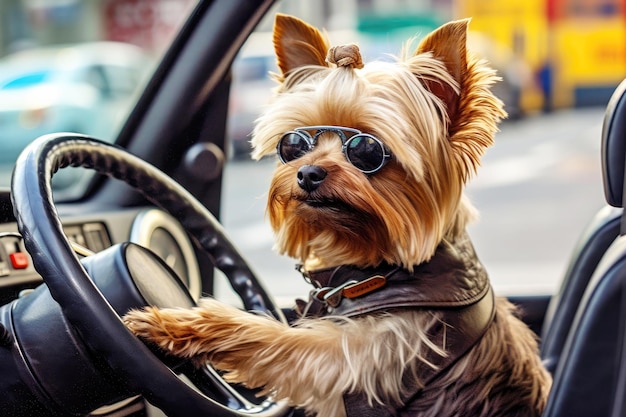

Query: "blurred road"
<box><xmin>218</xmin><ymin>107</ymin><xmax>606</xmax><ymax>306</ymax></box>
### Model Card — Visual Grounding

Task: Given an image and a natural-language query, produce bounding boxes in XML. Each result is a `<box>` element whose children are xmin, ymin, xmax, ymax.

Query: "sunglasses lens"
<box><xmin>278</xmin><ymin>132</ymin><xmax>310</xmax><ymax>162</ymax></box>
<box><xmin>346</xmin><ymin>135</ymin><xmax>385</xmax><ymax>173</ymax></box>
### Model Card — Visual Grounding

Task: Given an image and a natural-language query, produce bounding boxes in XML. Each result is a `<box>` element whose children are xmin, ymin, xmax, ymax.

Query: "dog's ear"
<box><xmin>416</xmin><ymin>19</ymin><xmax>505</xmax><ymax>180</ymax></box>
<box><xmin>273</xmin><ymin>13</ymin><xmax>330</xmax><ymax>77</ymax></box>
<box><xmin>415</xmin><ymin>19</ymin><xmax>469</xmax><ymax>123</ymax></box>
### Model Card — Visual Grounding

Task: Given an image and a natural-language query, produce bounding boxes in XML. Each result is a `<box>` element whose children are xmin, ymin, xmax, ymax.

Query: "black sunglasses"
<box><xmin>276</xmin><ymin>126</ymin><xmax>392</xmax><ymax>174</ymax></box>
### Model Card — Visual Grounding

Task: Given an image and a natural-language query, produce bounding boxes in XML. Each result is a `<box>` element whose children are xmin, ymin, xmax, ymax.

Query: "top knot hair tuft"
<box><xmin>325</xmin><ymin>44</ymin><xmax>364</xmax><ymax>69</ymax></box>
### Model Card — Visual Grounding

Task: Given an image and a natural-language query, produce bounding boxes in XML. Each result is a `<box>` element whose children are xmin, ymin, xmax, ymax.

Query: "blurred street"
<box><xmin>218</xmin><ymin>106</ymin><xmax>606</xmax><ymax>306</ymax></box>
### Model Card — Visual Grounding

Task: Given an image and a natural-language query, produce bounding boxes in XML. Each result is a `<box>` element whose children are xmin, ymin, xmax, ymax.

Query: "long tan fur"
<box><xmin>125</xmin><ymin>15</ymin><xmax>551</xmax><ymax>416</ymax></box>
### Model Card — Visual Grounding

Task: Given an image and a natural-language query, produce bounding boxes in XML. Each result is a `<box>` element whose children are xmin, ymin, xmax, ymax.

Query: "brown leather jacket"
<box><xmin>296</xmin><ymin>233</ymin><xmax>495</xmax><ymax>416</ymax></box>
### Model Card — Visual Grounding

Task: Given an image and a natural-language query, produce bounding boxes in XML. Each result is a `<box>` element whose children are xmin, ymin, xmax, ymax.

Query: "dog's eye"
<box><xmin>278</xmin><ymin>132</ymin><xmax>312</xmax><ymax>162</ymax></box>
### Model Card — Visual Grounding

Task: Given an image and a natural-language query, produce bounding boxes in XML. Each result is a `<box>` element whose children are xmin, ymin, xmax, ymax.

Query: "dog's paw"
<box><xmin>123</xmin><ymin>307</ymin><xmax>194</xmax><ymax>358</ymax></box>
<box><xmin>123</xmin><ymin>307</ymin><xmax>160</xmax><ymax>339</ymax></box>
<box><xmin>123</xmin><ymin>307</ymin><xmax>170</xmax><ymax>345</ymax></box>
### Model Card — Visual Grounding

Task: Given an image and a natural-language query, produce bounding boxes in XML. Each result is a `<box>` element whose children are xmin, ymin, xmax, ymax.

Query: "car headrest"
<box><xmin>602</xmin><ymin>79</ymin><xmax>626</xmax><ymax>207</ymax></box>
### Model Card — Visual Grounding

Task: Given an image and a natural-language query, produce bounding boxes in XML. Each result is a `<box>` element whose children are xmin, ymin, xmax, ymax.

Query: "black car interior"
<box><xmin>3</xmin><ymin>133</ymin><xmax>289</xmax><ymax>416</ymax></box>
<box><xmin>539</xmin><ymin>78</ymin><xmax>626</xmax><ymax>416</ymax></box>
<box><xmin>0</xmin><ymin>0</ymin><xmax>623</xmax><ymax>415</ymax></box>
<box><xmin>540</xmin><ymin>78</ymin><xmax>626</xmax><ymax>374</ymax></box>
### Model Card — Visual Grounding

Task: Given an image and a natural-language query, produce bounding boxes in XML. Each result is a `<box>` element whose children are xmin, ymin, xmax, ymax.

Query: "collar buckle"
<box><xmin>310</xmin><ymin>275</ymin><xmax>388</xmax><ymax>308</ymax></box>
<box><xmin>323</xmin><ymin>280</ymin><xmax>358</xmax><ymax>308</ymax></box>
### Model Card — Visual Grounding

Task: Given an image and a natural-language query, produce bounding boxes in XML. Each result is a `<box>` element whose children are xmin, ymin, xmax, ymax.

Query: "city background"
<box><xmin>0</xmin><ymin>0</ymin><xmax>621</xmax><ymax>305</ymax></box>
<box><xmin>1</xmin><ymin>0</ymin><xmax>625</xmax><ymax>114</ymax></box>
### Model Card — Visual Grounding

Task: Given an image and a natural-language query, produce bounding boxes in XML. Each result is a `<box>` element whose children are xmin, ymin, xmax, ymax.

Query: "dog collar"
<box><xmin>296</xmin><ymin>232</ymin><xmax>490</xmax><ymax>318</ymax></box>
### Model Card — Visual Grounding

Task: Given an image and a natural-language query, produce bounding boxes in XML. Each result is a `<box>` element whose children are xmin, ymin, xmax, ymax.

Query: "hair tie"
<box><xmin>326</xmin><ymin>44</ymin><xmax>364</xmax><ymax>69</ymax></box>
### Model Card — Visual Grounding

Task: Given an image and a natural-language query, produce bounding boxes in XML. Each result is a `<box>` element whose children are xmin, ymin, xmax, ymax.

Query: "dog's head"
<box><xmin>251</xmin><ymin>15</ymin><xmax>506</xmax><ymax>270</ymax></box>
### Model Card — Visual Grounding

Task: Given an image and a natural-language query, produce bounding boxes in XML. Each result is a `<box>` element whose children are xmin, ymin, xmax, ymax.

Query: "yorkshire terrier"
<box><xmin>124</xmin><ymin>14</ymin><xmax>552</xmax><ymax>416</ymax></box>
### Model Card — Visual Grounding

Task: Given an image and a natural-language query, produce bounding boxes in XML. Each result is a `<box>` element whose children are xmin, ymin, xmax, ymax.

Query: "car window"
<box><xmin>217</xmin><ymin>0</ymin><xmax>610</xmax><ymax>307</ymax></box>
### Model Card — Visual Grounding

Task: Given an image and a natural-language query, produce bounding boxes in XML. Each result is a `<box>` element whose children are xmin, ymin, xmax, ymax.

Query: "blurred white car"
<box><xmin>0</xmin><ymin>42</ymin><xmax>153</xmax><ymax>166</ymax></box>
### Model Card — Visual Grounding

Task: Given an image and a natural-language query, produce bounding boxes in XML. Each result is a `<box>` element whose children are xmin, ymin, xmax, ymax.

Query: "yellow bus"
<box><xmin>457</xmin><ymin>0</ymin><xmax>626</xmax><ymax>112</ymax></box>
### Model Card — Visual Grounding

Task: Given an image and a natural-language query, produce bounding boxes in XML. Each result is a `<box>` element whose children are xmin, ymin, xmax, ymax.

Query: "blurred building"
<box><xmin>0</xmin><ymin>0</ymin><xmax>194</xmax><ymax>57</ymax></box>
<box><xmin>0</xmin><ymin>0</ymin><xmax>100</xmax><ymax>56</ymax></box>
<box><xmin>458</xmin><ymin>0</ymin><xmax>626</xmax><ymax>111</ymax></box>
<box><xmin>1</xmin><ymin>0</ymin><xmax>624</xmax><ymax>113</ymax></box>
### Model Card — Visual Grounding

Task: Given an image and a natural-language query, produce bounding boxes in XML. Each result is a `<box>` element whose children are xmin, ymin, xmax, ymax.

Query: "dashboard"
<box><xmin>0</xmin><ymin>189</ymin><xmax>202</xmax><ymax>306</ymax></box>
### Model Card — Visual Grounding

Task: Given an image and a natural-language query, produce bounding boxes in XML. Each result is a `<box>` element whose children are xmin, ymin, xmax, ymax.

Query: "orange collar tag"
<box><xmin>343</xmin><ymin>275</ymin><xmax>387</xmax><ymax>299</ymax></box>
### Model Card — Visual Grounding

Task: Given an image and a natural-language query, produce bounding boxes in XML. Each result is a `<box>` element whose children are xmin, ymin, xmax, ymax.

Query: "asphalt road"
<box><xmin>218</xmin><ymin>107</ymin><xmax>607</xmax><ymax>306</ymax></box>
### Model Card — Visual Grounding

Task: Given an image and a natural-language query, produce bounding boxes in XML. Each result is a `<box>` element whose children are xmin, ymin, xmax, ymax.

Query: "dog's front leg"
<box><xmin>123</xmin><ymin>298</ymin><xmax>352</xmax><ymax>412</ymax></box>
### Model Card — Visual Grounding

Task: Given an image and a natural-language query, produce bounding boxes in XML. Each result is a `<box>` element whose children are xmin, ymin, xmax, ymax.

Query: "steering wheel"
<box><xmin>10</xmin><ymin>134</ymin><xmax>291</xmax><ymax>416</ymax></box>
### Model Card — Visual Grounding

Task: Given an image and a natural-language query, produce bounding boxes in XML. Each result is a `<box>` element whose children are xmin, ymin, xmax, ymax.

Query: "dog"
<box><xmin>124</xmin><ymin>14</ymin><xmax>552</xmax><ymax>416</ymax></box>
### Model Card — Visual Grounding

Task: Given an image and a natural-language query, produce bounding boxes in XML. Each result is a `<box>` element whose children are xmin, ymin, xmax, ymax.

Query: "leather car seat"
<box><xmin>540</xmin><ymin>79</ymin><xmax>626</xmax><ymax>416</ymax></box>
<box><xmin>540</xmin><ymin>79</ymin><xmax>626</xmax><ymax>374</ymax></box>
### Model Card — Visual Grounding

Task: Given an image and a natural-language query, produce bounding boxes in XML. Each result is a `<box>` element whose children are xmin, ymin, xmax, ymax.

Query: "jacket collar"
<box><xmin>296</xmin><ymin>232</ymin><xmax>490</xmax><ymax>318</ymax></box>
<box><xmin>294</xmin><ymin>233</ymin><xmax>497</xmax><ymax>414</ymax></box>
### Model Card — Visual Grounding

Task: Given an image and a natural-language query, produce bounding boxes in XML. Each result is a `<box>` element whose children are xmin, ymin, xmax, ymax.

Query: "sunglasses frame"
<box><xmin>276</xmin><ymin>125</ymin><xmax>392</xmax><ymax>174</ymax></box>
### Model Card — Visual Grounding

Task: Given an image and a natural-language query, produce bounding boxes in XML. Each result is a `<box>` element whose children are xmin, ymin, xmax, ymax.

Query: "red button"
<box><xmin>10</xmin><ymin>252</ymin><xmax>29</xmax><ymax>269</ymax></box>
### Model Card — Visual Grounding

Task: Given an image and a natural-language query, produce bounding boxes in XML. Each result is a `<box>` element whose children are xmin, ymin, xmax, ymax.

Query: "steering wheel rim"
<box><xmin>11</xmin><ymin>133</ymin><xmax>289</xmax><ymax>416</ymax></box>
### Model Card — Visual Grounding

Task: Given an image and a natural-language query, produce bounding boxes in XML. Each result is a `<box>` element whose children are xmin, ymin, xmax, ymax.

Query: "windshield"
<box><xmin>0</xmin><ymin>0</ymin><xmax>196</xmax><ymax>194</ymax></box>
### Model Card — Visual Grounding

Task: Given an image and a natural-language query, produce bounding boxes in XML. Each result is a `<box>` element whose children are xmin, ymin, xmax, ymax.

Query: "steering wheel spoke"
<box><xmin>181</xmin><ymin>363</ymin><xmax>279</xmax><ymax>413</ymax></box>
<box><xmin>71</xmin><ymin>240</ymin><xmax>96</xmax><ymax>257</ymax></box>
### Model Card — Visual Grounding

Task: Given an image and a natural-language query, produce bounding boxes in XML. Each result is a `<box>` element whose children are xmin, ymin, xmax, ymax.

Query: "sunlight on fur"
<box><xmin>124</xmin><ymin>14</ymin><xmax>552</xmax><ymax>417</ymax></box>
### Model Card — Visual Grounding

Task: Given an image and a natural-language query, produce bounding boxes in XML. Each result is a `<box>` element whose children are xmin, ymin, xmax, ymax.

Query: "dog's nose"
<box><xmin>297</xmin><ymin>165</ymin><xmax>327</xmax><ymax>192</ymax></box>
